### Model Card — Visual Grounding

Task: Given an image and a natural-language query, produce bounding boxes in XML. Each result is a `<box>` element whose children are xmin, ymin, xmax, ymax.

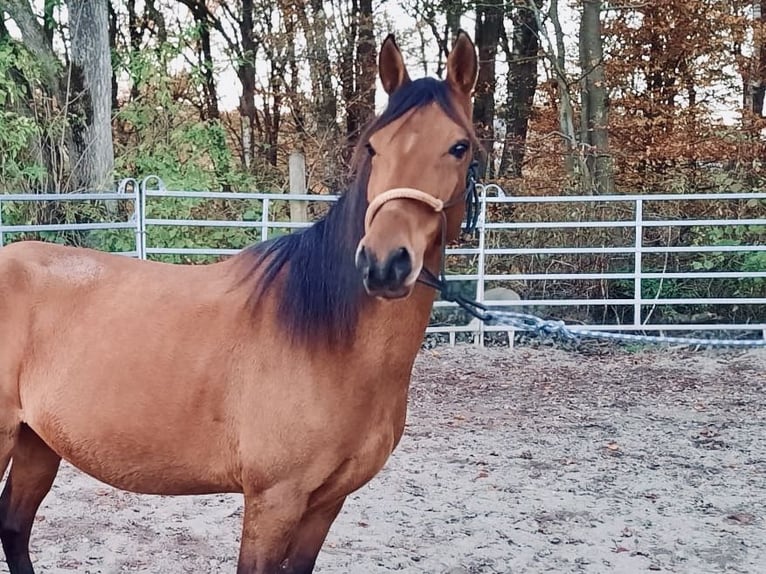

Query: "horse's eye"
<box><xmin>366</xmin><ymin>143</ymin><xmax>377</xmax><ymax>157</ymax></box>
<box><xmin>449</xmin><ymin>141</ymin><xmax>469</xmax><ymax>159</ymax></box>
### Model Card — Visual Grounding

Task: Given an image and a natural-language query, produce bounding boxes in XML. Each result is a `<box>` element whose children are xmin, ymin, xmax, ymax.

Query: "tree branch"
<box><xmin>1</xmin><ymin>0</ymin><xmax>61</xmax><ymax>91</ymax></box>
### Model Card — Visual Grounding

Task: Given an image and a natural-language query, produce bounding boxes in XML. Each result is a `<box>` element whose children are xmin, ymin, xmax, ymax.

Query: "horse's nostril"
<box><xmin>388</xmin><ymin>247</ymin><xmax>412</xmax><ymax>284</ymax></box>
<box><xmin>355</xmin><ymin>246</ymin><xmax>371</xmax><ymax>277</ymax></box>
<box><xmin>358</xmin><ymin>246</ymin><xmax>412</xmax><ymax>293</ymax></box>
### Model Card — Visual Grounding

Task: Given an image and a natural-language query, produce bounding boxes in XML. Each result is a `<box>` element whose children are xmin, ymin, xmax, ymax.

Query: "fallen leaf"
<box><xmin>725</xmin><ymin>513</ymin><xmax>755</xmax><ymax>525</ymax></box>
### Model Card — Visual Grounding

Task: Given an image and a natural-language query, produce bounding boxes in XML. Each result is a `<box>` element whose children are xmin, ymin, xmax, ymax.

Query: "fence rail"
<box><xmin>1</xmin><ymin>177</ymin><xmax>765</xmax><ymax>346</ymax></box>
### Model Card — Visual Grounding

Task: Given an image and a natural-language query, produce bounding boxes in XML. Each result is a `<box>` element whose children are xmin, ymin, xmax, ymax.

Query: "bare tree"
<box><xmin>752</xmin><ymin>0</ymin><xmax>766</xmax><ymax>115</ymax></box>
<box><xmin>337</xmin><ymin>0</ymin><xmax>376</xmax><ymax>146</ymax></box>
<box><xmin>528</xmin><ymin>0</ymin><xmax>582</xmax><ymax>182</ymax></box>
<box><xmin>238</xmin><ymin>0</ymin><xmax>259</xmax><ymax>169</ymax></box>
<box><xmin>499</xmin><ymin>0</ymin><xmax>541</xmax><ymax>178</ymax></box>
<box><xmin>176</xmin><ymin>0</ymin><xmax>221</xmax><ymax>119</ymax></box>
<box><xmin>296</xmin><ymin>0</ymin><xmax>338</xmax><ymax>142</ymax></box>
<box><xmin>412</xmin><ymin>0</ymin><xmax>466</xmax><ymax>77</ymax></box>
<box><xmin>579</xmin><ymin>0</ymin><xmax>613</xmax><ymax>193</ymax></box>
<box><xmin>67</xmin><ymin>0</ymin><xmax>115</xmax><ymax>191</ymax></box>
<box><xmin>472</xmin><ymin>0</ymin><xmax>503</xmax><ymax>178</ymax></box>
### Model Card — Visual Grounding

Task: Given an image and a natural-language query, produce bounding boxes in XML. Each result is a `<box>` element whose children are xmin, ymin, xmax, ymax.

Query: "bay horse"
<box><xmin>0</xmin><ymin>31</ymin><xmax>478</xmax><ymax>574</ymax></box>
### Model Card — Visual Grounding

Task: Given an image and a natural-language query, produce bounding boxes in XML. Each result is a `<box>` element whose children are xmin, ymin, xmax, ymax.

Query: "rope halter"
<box><xmin>363</xmin><ymin>188</ymin><xmax>445</xmax><ymax>233</ymax></box>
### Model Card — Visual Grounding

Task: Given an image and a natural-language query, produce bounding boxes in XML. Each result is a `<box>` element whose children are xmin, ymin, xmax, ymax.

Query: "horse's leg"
<box><xmin>0</xmin><ymin>425</ymin><xmax>16</xmax><ymax>482</ymax></box>
<box><xmin>236</xmin><ymin>484</ymin><xmax>308</xmax><ymax>574</ymax></box>
<box><xmin>0</xmin><ymin>425</ymin><xmax>61</xmax><ymax>574</ymax></box>
<box><xmin>282</xmin><ymin>498</ymin><xmax>346</xmax><ymax>574</ymax></box>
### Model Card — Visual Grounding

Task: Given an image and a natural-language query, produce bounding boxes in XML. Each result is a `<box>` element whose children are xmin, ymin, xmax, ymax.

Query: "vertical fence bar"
<box><xmin>0</xmin><ymin>195</ymin><xmax>4</xmax><ymax>247</ymax></box>
<box><xmin>139</xmin><ymin>176</ymin><xmax>165</xmax><ymax>260</ymax></box>
<box><xmin>475</xmin><ymin>186</ymin><xmax>488</xmax><ymax>347</ymax></box>
<box><xmin>118</xmin><ymin>178</ymin><xmax>141</xmax><ymax>259</ymax></box>
<box><xmin>634</xmin><ymin>198</ymin><xmax>643</xmax><ymax>327</ymax></box>
<box><xmin>139</xmin><ymin>179</ymin><xmax>149</xmax><ymax>260</ymax></box>
<box><xmin>137</xmin><ymin>182</ymin><xmax>145</xmax><ymax>259</ymax></box>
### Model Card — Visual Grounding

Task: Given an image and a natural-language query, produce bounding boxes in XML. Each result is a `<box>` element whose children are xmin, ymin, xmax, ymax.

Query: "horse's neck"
<box><xmin>354</xmin><ymin>249</ymin><xmax>441</xmax><ymax>378</ymax></box>
<box><xmin>362</xmin><ymin>286</ymin><xmax>436</xmax><ymax>355</ymax></box>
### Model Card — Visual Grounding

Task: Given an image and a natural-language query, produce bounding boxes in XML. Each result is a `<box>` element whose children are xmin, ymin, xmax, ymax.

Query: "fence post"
<box><xmin>0</xmin><ymin>195</ymin><xmax>4</xmax><ymax>247</ymax></box>
<box><xmin>261</xmin><ymin>197</ymin><xmax>271</xmax><ymax>242</ymax></box>
<box><xmin>475</xmin><ymin>185</ymin><xmax>488</xmax><ymax>347</ymax></box>
<box><xmin>139</xmin><ymin>176</ymin><xmax>166</xmax><ymax>260</ymax></box>
<box><xmin>117</xmin><ymin>178</ymin><xmax>141</xmax><ymax>259</ymax></box>
<box><xmin>288</xmin><ymin>152</ymin><xmax>308</xmax><ymax>224</ymax></box>
<box><xmin>634</xmin><ymin>198</ymin><xmax>643</xmax><ymax>327</ymax></box>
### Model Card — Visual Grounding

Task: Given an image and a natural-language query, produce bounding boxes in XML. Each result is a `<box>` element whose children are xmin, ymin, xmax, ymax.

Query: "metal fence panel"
<box><xmin>2</xmin><ymin>178</ymin><xmax>765</xmax><ymax>346</ymax></box>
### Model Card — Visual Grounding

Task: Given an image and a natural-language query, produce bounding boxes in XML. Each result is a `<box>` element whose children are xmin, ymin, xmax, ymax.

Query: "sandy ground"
<box><xmin>2</xmin><ymin>345</ymin><xmax>765</xmax><ymax>574</ymax></box>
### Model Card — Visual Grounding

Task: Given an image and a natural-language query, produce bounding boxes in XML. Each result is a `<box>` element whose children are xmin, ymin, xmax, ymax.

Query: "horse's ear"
<box><xmin>379</xmin><ymin>34</ymin><xmax>410</xmax><ymax>95</ymax></box>
<box><xmin>446</xmin><ymin>30</ymin><xmax>478</xmax><ymax>97</ymax></box>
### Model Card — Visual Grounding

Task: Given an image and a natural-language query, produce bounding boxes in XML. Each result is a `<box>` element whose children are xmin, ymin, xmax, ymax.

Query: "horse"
<box><xmin>0</xmin><ymin>30</ymin><xmax>479</xmax><ymax>574</ymax></box>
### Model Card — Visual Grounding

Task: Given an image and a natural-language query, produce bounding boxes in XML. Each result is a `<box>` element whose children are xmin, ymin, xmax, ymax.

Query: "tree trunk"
<box><xmin>301</xmin><ymin>0</ymin><xmax>338</xmax><ymax>139</ymax></box>
<box><xmin>67</xmin><ymin>0</ymin><xmax>115</xmax><ymax>191</ymax></box>
<box><xmin>445</xmin><ymin>0</ymin><xmax>463</xmax><ymax>39</ymax></box>
<box><xmin>340</xmin><ymin>0</ymin><xmax>359</xmax><ymax>142</ymax></box>
<box><xmin>549</xmin><ymin>0</ymin><xmax>578</xmax><ymax>177</ymax></box>
<box><xmin>144</xmin><ymin>0</ymin><xmax>167</xmax><ymax>46</ymax></box>
<box><xmin>420</xmin><ymin>1</ymin><xmax>465</xmax><ymax>78</ymax></box>
<box><xmin>352</xmin><ymin>0</ymin><xmax>376</xmax><ymax>139</ymax></box>
<box><xmin>472</xmin><ymin>0</ymin><xmax>503</xmax><ymax>178</ymax></box>
<box><xmin>499</xmin><ymin>1</ymin><xmax>541</xmax><ymax>178</ymax></box>
<box><xmin>529</xmin><ymin>0</ymin><xmax>580</xmax><ymax>180</ymax></box>
<box><xmin>295</xmin><ymin>0</ymin><xmax>339</xmax><ymax>188</ymax></box>
<box><xmin>198</xmin><ymin>18</ymin><xmax>220</xmax><ymax>120</ymax></box>
<box><xmin>175</xmin><ymin>0</ymin><xmax>220</xmax><ymax>120</ymax></box>
<box><xmin>108</xmin><ymin>0</ymin><xmax>119</xmax><ymax>110</ymax></box>
<box><xmin>238</xmin><ymin>0</ymin><xmax>258</xmax><ymax>170</ymax></box>
<box><xmin>753</xmin><ymin>0</ymin><xmax>766</xmax><ymax>115</ymax></box>
<box><xmin>579</xmin><ymin>0</ymin><xmax>613</xmax><ymax>194</ymax></box>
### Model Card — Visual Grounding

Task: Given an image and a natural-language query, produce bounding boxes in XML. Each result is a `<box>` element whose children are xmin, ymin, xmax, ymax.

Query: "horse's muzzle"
<box><xmin>355</xmin><ymin>245</ymin><xmax>414</xmax><ymax>298</ymax></box>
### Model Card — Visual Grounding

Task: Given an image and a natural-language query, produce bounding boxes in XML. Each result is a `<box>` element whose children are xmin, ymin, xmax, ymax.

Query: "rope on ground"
<box><xmin>484</xmin><ymin>310</ymin><xmax>766</xmax><ymax>349</ymax></box>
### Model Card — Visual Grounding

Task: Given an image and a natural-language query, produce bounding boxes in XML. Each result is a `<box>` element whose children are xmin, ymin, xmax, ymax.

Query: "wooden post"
<box><xmin>288</xmin><ymin>151</ymin><xmax>308</xmax><ymax>224</ymax></box>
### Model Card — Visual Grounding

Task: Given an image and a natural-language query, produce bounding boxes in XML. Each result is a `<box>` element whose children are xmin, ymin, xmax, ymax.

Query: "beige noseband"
<box><xmin>364</xmin><ymin>188</ymin><xmax>445</xmax><ymax>233</ymax></box>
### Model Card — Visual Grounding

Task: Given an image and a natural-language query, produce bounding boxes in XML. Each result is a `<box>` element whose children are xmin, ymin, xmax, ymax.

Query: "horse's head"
<box><xmin>355</xmin><ymin>31</ymin><xmax>478</xmax><ymax>299</ymax></box>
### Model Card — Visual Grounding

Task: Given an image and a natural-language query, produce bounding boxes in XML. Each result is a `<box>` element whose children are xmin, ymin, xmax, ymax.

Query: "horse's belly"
<box><xmin>31</xmin><ymin>415</ymin><xmax>241</xmax><ymax>495</ymax></box>
<box><xmin>24</xmin><ymin>384</ymin><xmax>242</xmax><ymax>496</ymax></box>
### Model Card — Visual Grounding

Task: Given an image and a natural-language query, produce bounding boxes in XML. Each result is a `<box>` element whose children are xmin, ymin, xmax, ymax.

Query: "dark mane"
<box><xmin>240</xmin><ymin>77</ymin><xmax>467</xmax><ymax>347</ymax></box>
